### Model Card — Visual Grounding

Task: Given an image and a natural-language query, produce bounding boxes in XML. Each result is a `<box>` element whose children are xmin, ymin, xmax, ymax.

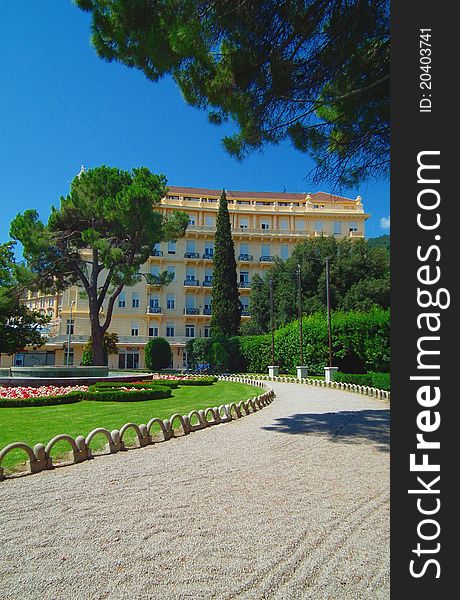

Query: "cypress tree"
<box><xmin>211</xmin><ymin>190</ymin><xmax>241</xmax><ymax>337</ymax></box>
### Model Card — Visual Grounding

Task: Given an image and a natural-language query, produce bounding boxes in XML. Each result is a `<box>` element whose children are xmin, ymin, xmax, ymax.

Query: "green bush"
<box><xmin>234</xmin><ymin>308</ymin><xmax>389</xmax><ymax>375</ymax></box>
<box><xmin>145</xmin><ymin>338</ymin><xmax>172</xmax><ymax>371</ymax></box>
<box><xmin>0</xmin><ymin>391</ymin><xmax>84</xmax><ymax>408</ymax></box>
<box><xmin>84</xmin><ymin>386</ymin><xmax>172</xmax><ymax>402</ymax></box>
<box><xmin>176</xmin><ymin>376</ymin><xmax>217</xmax><ymax>386</ymax></box>
<box><xmin>90</xmin><ymin>380</ymin><xmax>180</xmax><ymax>391</ymax></box>
<box><xmin>334</xmin><ymin>372</ymin><xmax>390</xmax><ymax>391</ymax></box>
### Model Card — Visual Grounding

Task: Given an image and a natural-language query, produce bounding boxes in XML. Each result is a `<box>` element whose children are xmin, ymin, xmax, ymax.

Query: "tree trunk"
<box><xmin>89</xmin><ymin>303</ymin><xmax>105</xmax><ymax>366</ymax></box>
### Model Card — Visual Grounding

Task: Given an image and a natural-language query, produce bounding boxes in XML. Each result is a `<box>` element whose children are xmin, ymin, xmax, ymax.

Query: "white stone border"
<box><xmin>225</xmin><ymin>374</ymin><xmax>391</xmax><ymax>402</ymax></box>
<box><xmin>0</xmin><ymin>378</ymin><xmax>274</xmax><ymax>482</ymax></box>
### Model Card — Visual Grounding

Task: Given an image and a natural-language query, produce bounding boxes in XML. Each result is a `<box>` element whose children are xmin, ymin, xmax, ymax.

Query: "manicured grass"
<box><xmin>0</xmin><ymin>381</ymin><xmax>259</xmax><ymax>471</ymax></box>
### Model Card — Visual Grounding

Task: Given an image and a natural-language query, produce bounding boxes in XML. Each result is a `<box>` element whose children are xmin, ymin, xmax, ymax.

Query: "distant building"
<box><xmin>1</xmin><ymin>186</ymin><xmax>368</xmax><ymax>370</ymax></box>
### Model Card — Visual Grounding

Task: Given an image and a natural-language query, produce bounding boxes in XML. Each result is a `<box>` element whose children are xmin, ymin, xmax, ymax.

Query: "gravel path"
<box><xmin>0</xmin><ymin>382</ymin><xmax>390</xmax><ymax>600</ymax></box>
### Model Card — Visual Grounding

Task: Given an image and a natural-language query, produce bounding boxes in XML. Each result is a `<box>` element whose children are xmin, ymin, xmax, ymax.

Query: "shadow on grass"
<box><xmin>263</xmin><ymin>410</ymin><xmax>390</xmax><ymax>452</ymax></box>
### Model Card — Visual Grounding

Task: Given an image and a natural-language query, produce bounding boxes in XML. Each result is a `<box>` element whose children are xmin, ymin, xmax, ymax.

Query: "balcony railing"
<box><xmin>241</xmin><ymin>309</ymin><xmax>250</xmax><ymax>316</ymax></box>
<box><xmin>238</xmin><ymin>253</ymin><xmax>254</xmax><ymax>261</ymax></box>
<box><xmin>259</xmin><ymin>256</ymin><xmax>275</xmax><ymax>262</ymax></box>
<box><xmin>202</xmin><ymin>280</ymin><xmax>213</xmax><ymax>287</ymax></box>
<box><xmin>184</xmin><ymin>279</ymin><xmax>200</xmax><ymax>286</ymax></box>
<box><xmin>184</xmin><ymin>252</ymin><xmax>200</xmax><ymax>259</ymax></box>
<box><xmin>203</xmin><ymin>307</ymin><xmax>212</xmax><ymax>315</ymax></box>
<box><xmin>184</xmin><ymin>307</ymin><xmax>200</xmax><ymax>315</ymax></box>
<box><xmin>151</xmin><ymin>250</ymin><xmax>163</xmax><ymax>257</ymax></box>
<box><xmin>238</xmin><ymin>281</ymin><xmax>251</xmax><ymax>289</ymax></box>
<box><xmin>202</xmin><ymin>252</ymin><xmax>214</xmax><ymax>260</ymax></box>
<box><xmin>147</xmin><ymin>306</ymin><xmax>162</xmax><ymax>314</ymax></box>
<box><xmin>147</xmin><ymin>276</ymin><xmax>162</xmax><ymax>285</ymax></box>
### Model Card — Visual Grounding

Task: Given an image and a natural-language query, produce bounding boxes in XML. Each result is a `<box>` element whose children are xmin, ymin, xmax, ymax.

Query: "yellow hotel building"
<box><xmin>2</xmin><ymin>186</ymin><xmax>369</xmax><ymax>370</ymax></box>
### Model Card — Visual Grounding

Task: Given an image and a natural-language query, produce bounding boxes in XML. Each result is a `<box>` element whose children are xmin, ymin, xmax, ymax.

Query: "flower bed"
<box><xmin>0</xmin><ymin>384</ymin><xmax>172</xmax><ymax>407</ymax></box>
<box><xmin>0</xmin><ymin>385</ymin><xmax>88</xmax><ymax>400</ymax></box>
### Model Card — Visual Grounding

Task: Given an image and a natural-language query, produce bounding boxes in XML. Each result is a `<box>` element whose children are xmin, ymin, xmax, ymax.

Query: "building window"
<box><xmin>186</xmin><ymin>240</ymin><xmax>196</xmax><ymax>253</ymax></box>
<box><xmin>166</xmin><ymin>294</ymin><xmax>175</xmax><ymax>310</ymax></box>
<box><xmin>118</xmin><ymin>350</ymin><xmax>139</xmax><ymax>369</ymax></box>
<box><xmin>314</xmin><ymin>220</ymin><xmax>323</xmax><ymax>232</ymax></box>
<box><xmin>240</xmin><ymin>218</ymin><xmax>249</xmax><ymax>229</ymax></box>
<box><xmin>118</xmin><ymin>292</ymin><xmax>126</xmax><ymax>308</ymax></box>
<box><xmin>166</xmin><ymin>325</ymin><xmax>175</xmax><ymax>337</ymax></box>
<box><xmin>349</xmin><ymin>222</ymin><xmax>358</xmax><ymax>232</ymax></box>
<box><xmin>204</xmin><ymin>326</ymin><xmax>211</xmax><ymax>338</ymax></box>
<box><xmin>148</xmin><ymin>326</ymin><xmax>159</xmax><ymax>337</ymax></box>
<box><xmin>334</xmin><ymin>221</ymin><xmax>342</xmax><ymax>235</ymax></box>
<box><xmin>167</xmin><ymin>266</ymin><xmax>176</xmax><ymax>280</ymax></box>
<box><xmin>132</xmin><ymin>292</ymin><xmax>140</xmax><ymax>308</ymax></box>
<box><xmin>150</xmin><ymin>266</ymin><xmax>160</xmax><ymax>277</ymax></box>
<box><xmin>240</xmin><ymin>243</ymin><xmax>249</xmax><ymax>255</ymax></box>
<box><xmin>240</xmin><ymin>271</ymin><xmax>249</xmax><ymax>284</ymax></box>
<box><xmin>149</xmin><ymin>295</ymin><xmax>160</xmax><ymax>309</ymax></box>
<box><xmin>188</xmin><ymin>214</ymin><xmax>196</xmax><ymax>226</ymax></box>
<box><xmin>204</xmin><ymin>242</ymin><xmax>214</xmax><ymax>257</ymax></box>
<box><xmin>280</xmin><ymin>245</ymin><xmax>289</xmax><ymax>259</ymax></box>
<box><xmin>261</xmin><ymin>244</ymin><xmax>270</xmax><ymax>256</ymax></box>
<box><xmin>186</xmin><ymin>324</ymin><xmax>195</xmax><ymax>338</ymax></box>
<box><xmin>280</xmin><ymin>219</ymin><xmax>288</xmax><ymax>230</ymax></box>
<box><xmin>186</xmin><ymin>267</ymin><xmax>196</xmax><ymax>282</ymax></box>
<box><xmin>66</xmin><ymin>319</ymin><xmax>74</xmax><ymax>335</ymax></box>
<box><xmin>131</xmin><ymin>322</ymin><xmax>139</xmax><ymax>336</ymax></box>
<box><xmin>14</xmin><ymin>353</ymin><xmax>25</xmax><ymax>367</ymax></box>
<box><xmin>295</xmin><ymin>219</ymin><xmax>305</xmax><ymax>230</ymax></box>
<box><xmin>205</xmin><ymin>216</ymin><xmax>214</xmax><ymax>227</ymax></box>
<box><xmin>261</xmin><ymin>220</ymin><xmax>270</xmax><ymax>230</ymax></box>
<box><xmin>168</xmin><ymin>241</ymin><xmax>176</xmax><ymax>254</ymax></box>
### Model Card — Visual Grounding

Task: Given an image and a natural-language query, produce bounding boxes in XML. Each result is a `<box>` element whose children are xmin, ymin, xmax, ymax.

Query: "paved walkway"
<box><xmin>0</xmin><ymin>382</ymin><xmax>390</xmax><ymax>599</ymax></box>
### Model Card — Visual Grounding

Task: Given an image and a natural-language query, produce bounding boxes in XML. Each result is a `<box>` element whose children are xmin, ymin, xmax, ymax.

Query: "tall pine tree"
<box><xmin>211</xmin><ymin>190</ymin><xmax>241</xmax><ymax>337</ymax></box>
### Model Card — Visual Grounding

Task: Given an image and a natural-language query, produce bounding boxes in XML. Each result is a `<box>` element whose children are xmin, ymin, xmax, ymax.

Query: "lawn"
<box><xmin>0</xmin><ymin>381</ymin><xmax>259</xmax><ymax>471</ymax></box>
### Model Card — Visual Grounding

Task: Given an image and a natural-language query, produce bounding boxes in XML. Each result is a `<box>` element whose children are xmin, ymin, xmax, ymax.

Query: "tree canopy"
<box><xmin>0</xmin><ymin>242</ymin><xmax>48</xmax><ymax>355</ymax></box>
<box><xmin>9</xmin><ymin>166</ymin><xmax>189</xmax><ymax>364</ymax></box>
<box><xmin>240</xmin><ymin>236</ymin><xmax>389</xmax><ymax>335</ymax></box>
<box><xmin>210</xmin><ymin>190</ymin><xmax>241</xmax><ymax>336</ymax></box>
<box><xmin>76</xmin><ymin>0</ymin><xmax>389</xmax><ymax>186</ymax></box>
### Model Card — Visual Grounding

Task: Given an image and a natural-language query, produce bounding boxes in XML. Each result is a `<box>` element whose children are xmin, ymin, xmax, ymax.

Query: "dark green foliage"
<box><xmin>0</xmin><ymin>391</ymin><xmax>83</xmax><ymax>408</ymax></box>
<box><xmin>90</xmin><ymin>380</ymin><xmax>180</xmax><ymax>390</ymax></box>
<box><xmin>245</xmin><ymin>237</ymin><xmax>389</xmax><ymax>332</ymax></box>
<box><xmin>211</xmin><ymin>191</ymin><xmax>241</xmax><ymax>337</ymax></box>
<box><xmin>77</xmin><ymin>0</ymin><xmax>389</xmax><ymax>185</ymax></box>
<box><xmin>144</xmin><ymin>337</ymin><xmax>172</xmax><ymax>370</ymax></box>
<box><xmin>234</xmin><ymin>308</ymin><xmax>389</xmax><ymax>375</ymax></box>
<box><xmin>0</xmin><ymin>242</ymin><xmax>48</xmax><ymax>354</ymax></box>
<box><xmin>9</xmin><ymin>166</ymin><xmax>188</xmax><ymax>365</ymax></box>
<box><xmin>186</xmin><ymin>338</ymin><xmax>211</xmax><ymax>369</ymax></box>
<box><xmin>85</xmin><ymin>387</ymin><xmax>171</xmax><ymax>402</ymax></box>
<box><xmin>176</xmin><ymin>376</ymin><xmax>217</xmax><ymax>385</ymax></box>
<box><xmin>368</xmin><ymin>235</ymin><xmax>390</xmax><ymax>253</ymax></box>
<box><xmin>334</xmin><ymin>372</ymin><xmax>390</xmax><ymax>391</ymax></box>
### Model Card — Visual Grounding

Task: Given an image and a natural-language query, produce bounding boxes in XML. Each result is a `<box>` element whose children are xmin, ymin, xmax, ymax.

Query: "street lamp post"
<box><xmin>323</xmin><ymin>256</ymin><xmax>338</xmax><ymax>382</ymax></box>
<box><xmin>66</xmin><ymin>300</ymin><xmax>75</xmax><ymax>366</ymax></box>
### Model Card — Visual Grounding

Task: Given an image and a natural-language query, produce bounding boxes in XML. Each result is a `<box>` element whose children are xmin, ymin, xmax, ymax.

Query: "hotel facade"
<box><xmin>1</xmin><ymin>186</ymin><xmax>369</xmax><ymax>370</ymax></box>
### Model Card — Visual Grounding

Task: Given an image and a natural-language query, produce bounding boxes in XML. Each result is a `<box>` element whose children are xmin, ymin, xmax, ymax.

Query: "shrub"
<box><xmin>334</xmin><ymin>372</ymin><xmax>390</xmax><ymax>391</ymax></box>
<box><xmin>145</xmin><ymin>338</ymin><xmax>172</xmax><ymax>371</ymax></box>
<box><xmin>0</xmin><ymin>391</ymin><xmax>84</xmax><ymax>408</ymax></box>
<box><xmin>234</xmin><ymin>308</ymin><xmax>389</xmax><ymax>375</ymax></box>
<box><xmin>84</xmin><ymin>386</ymin><xmax>172</xmax><ymax>402</ymax></box>
<box><xmin>176</xmin><ymin>376</ymin><xmax>217</xmax><ymax>386</ymax></box>
<box><xmin>89</xmin><ymin>380</ymin><xmax>179</xmax><ymax>391</ymax></box>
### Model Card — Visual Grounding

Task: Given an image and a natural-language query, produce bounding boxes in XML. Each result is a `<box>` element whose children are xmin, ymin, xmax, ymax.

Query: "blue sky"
<box><xmin>0</xmin><ymin>1</ymin><xmax>389</xmax><ymax>251</ymax></box>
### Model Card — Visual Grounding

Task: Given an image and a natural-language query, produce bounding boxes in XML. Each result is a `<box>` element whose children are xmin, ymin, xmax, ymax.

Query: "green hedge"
<box><xmin>176</xmin><ymin>376</ymin><xmax>217</xmax><ymax>386</ymax></box>
<box><xmin>0</xmin><ymin>386</ymin><xmax>172</xmax><ymax>408</ymax></box>
<box><xmin>334</xmin><ymin>372</ymin><xmax>390</xmax><ymax>391</ymax></box>
<box><xmin>89</xmin><ymin>380</ymin><xmax>180</xmax><ymax>391</ymax></box>
<box><xmin>235</xmin><ymin>309</ymin><xmax>389</xmax><ymax>375</ymax></box>
<box><xmin>85</xmin><ymin>387</ymin><xmax>171</xmax><ymax>402</ymax></box>
<box><xmin>0</xmin><ymin>391</ymin><xmax>84</xmax><ymax>408</ymax></box>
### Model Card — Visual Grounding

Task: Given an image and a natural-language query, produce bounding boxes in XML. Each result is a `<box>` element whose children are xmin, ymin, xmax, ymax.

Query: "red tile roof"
<box><xmin>166</xmin><ymin>186</ymin><xmax>357</xmax><ymax>204</ymax></box>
